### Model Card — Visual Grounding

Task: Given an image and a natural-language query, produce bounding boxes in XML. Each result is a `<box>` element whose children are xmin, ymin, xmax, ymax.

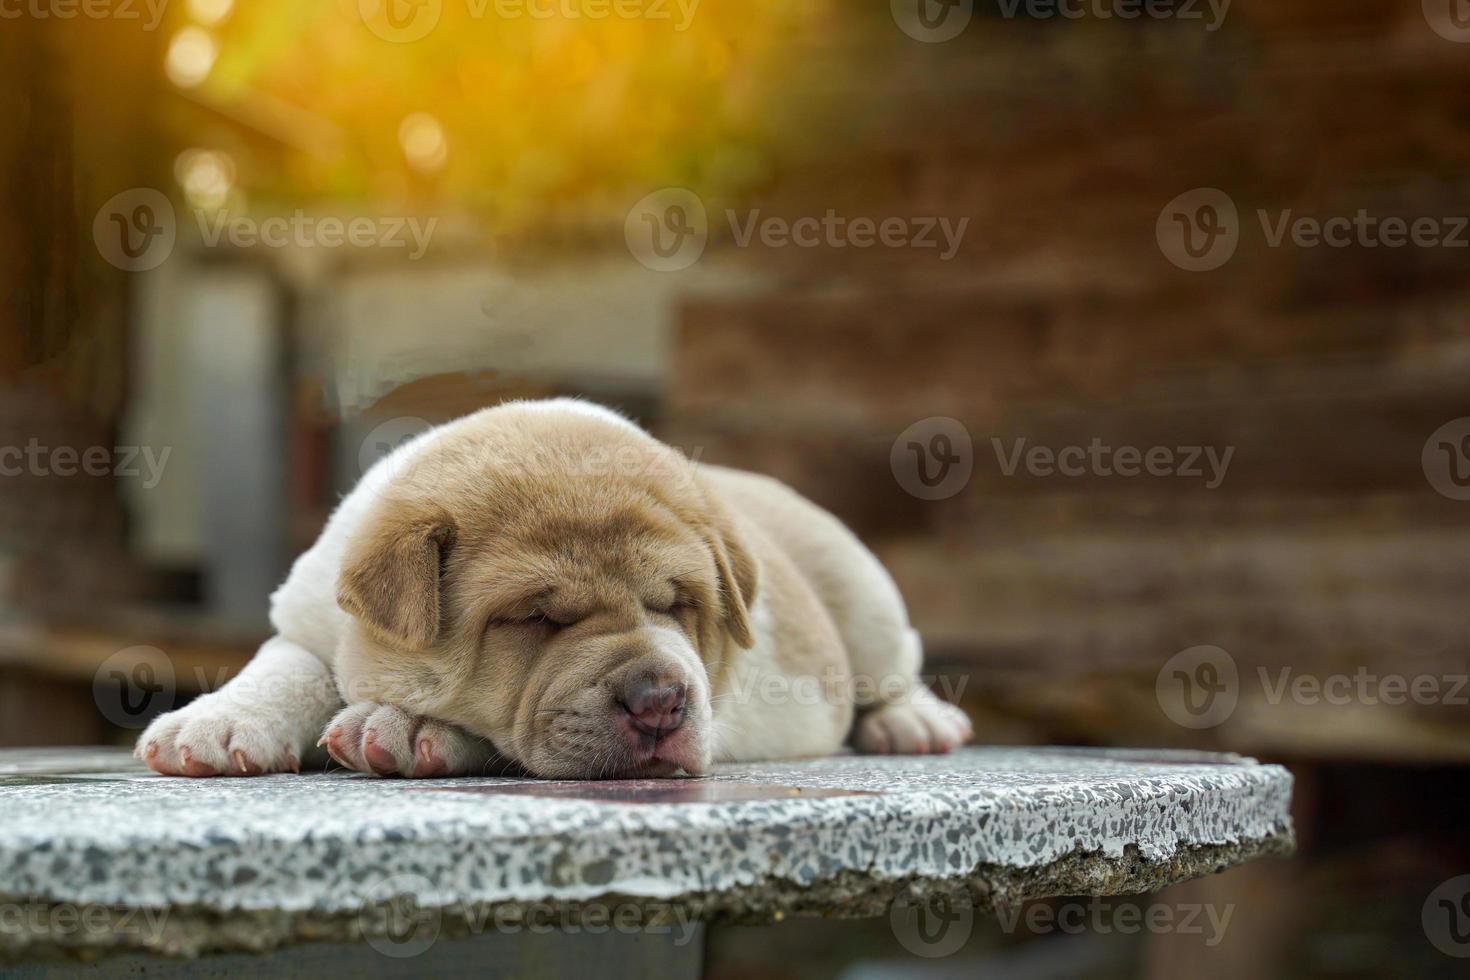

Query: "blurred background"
<box><xmin>1</xmin><ymin>0</ymin><xmax>1468</xmax><ymax>977</ymax></box>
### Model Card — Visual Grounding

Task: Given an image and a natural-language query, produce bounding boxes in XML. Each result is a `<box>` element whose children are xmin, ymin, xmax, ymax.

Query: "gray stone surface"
<box><xmin>0</xmin><ymin>746</ymin><xmax>1293</xmax><ymax>960</ymax></box>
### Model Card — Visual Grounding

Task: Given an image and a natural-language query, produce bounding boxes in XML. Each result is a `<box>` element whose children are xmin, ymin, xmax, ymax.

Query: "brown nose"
<box><xmin>618</xmin><ymin>676</ymin><xmax>687</xmax><ymax>739</ymax></box>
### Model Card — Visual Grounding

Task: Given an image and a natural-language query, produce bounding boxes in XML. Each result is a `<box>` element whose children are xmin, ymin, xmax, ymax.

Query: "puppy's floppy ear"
<box><xmin>695</xmin><ymin>482</ymin><xmax>758</xmax><ymax>649</ymax></box>
<box><xmin>337</xmin><ymin>497</ymin><xmax>456</xmax><ymax>650</ymax></box>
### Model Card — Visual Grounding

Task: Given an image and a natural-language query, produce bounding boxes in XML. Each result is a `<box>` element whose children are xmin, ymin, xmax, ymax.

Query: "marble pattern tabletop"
<box><xmin>0</xmin><ymin>746</ymin><xmax>1293</xmax><ymax>918</ymax></box>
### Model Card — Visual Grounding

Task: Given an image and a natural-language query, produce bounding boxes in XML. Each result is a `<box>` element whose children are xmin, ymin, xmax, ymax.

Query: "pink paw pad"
<box><xmin>179</xmin><ymin>748</ymin><xmax>219</xmax><ymax>778</ymax></box>
<box><xmin>362</xmin><ymin>733</ymin><xmax>400</xmax><ymax>776</ymax></box>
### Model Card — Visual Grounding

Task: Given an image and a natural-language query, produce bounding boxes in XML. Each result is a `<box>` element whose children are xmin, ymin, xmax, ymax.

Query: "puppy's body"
<box><xmin>137</xmin><ymin>400</ymin><xmax>969</xmax><ymax>779</ymax></box>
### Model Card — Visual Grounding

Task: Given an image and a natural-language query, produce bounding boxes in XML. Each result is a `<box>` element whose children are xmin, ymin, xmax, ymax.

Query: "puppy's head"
<box><xmin>335</xmin><ymin>405</ymin><xmax>756</xmax><ymax>778</ymax></box>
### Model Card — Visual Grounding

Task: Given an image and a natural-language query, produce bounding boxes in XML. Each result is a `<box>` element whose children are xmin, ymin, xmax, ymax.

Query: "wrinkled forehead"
<box><xmin>450</xmin><ymin>499</ymin><xmax>714</xmax><ymax>607</ymax></box>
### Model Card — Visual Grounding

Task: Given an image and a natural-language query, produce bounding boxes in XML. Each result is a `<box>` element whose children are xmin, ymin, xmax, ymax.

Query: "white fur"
<box><xmin>711</xmin><ymin>593</ymin><xmax>846</xmax><ymax>762</ymax></box>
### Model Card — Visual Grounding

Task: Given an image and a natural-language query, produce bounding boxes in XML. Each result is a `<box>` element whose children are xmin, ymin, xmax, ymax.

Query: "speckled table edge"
<box><xmin>0</xmin><ymin>747</ymin><xmax>1296</xmax><ymax>961</ymax></box>
<box><xmin>2</xmin><ymin>835</ymin><xmax>1294</xmax><ymax>962</ymax></box>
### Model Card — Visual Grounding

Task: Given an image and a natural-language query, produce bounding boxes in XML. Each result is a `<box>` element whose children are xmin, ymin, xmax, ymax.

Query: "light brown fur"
<box><xmin>136</xmin><ymin>401</ymin><xmax>969</xmax><ymax>780</ymax></box>
<box><xmin>333</xmin><ymin>410</ymin><xmax>766</xmax><ymax>777</ymax></box>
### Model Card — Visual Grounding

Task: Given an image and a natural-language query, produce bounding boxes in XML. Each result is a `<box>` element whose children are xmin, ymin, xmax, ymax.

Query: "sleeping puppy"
<box><xmin>136</xmin><ymin>399</ymin><xmax>970</xmax><ymax>779</ymax></box>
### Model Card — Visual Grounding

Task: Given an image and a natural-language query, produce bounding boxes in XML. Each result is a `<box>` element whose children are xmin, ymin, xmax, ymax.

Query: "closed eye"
<box><xmin>646</xmin><ymin>597</ymin><xmax>691</xmax><ymax>617</ymax></box>
<box><xmin>493</xmin><ymin>610</ymin><xmax>574</xmax><ymax>631</ymax></box>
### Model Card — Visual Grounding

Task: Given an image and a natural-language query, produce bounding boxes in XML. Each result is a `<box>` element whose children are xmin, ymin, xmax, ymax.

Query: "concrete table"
<box><xmin>0</xmin><ymin>746</ymin><xmax>1293</xmax><ymax>976</ymax></box>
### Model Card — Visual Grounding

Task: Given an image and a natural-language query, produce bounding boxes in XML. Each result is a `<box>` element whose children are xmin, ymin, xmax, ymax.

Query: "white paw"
<box><xmin>320</xmin><ymin>703</ymin><xmax>500</xmax><ymax>778</ymax></box>
<box><xmin>853</xmin><ymin>688</ymin><xmax>972</xmax><ymax>755</ymax></box>
<box><xmin>135</xmin><ymin>697</ymin><xmax>305</xmax><ymax>777</ymax></box>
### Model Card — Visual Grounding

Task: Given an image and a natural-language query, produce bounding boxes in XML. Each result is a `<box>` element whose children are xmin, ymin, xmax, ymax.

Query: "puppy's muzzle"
<box><xmin>618</xmin><ymin>674</ymin><xmax>687</xmax><ymax>741</ymax></box>
<box><xmin>601</xmin><ymin>655</ymin><xmax>703</xmax><ymax>774</ymax></box>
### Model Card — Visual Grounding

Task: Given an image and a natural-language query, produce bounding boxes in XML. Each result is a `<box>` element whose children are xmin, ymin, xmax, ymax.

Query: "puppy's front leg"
<box><xmin>136</xmin><ymin>637</ymin><xmax>340</xmax><ymax>776</ymax></box>
<box><xmin>850</xmin><ymin>628</ymin><xmax>972</xmax><ymax>755</ymax></box>
<box><xmin>320</xmin><ymin>703</ymin><xmax>503</xmax><ymax>778</ymax></box>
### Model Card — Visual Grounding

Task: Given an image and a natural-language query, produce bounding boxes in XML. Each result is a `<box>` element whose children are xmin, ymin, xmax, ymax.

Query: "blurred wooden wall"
<box><xmin>0</xmin><ymin>17</ymin><xmax>172</xmax><ymax>744</ymax></box>
<box><xmin>659</xmin><ymin>0</ymin><xmax>1470</xmax><ymax>762</ymax></box>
